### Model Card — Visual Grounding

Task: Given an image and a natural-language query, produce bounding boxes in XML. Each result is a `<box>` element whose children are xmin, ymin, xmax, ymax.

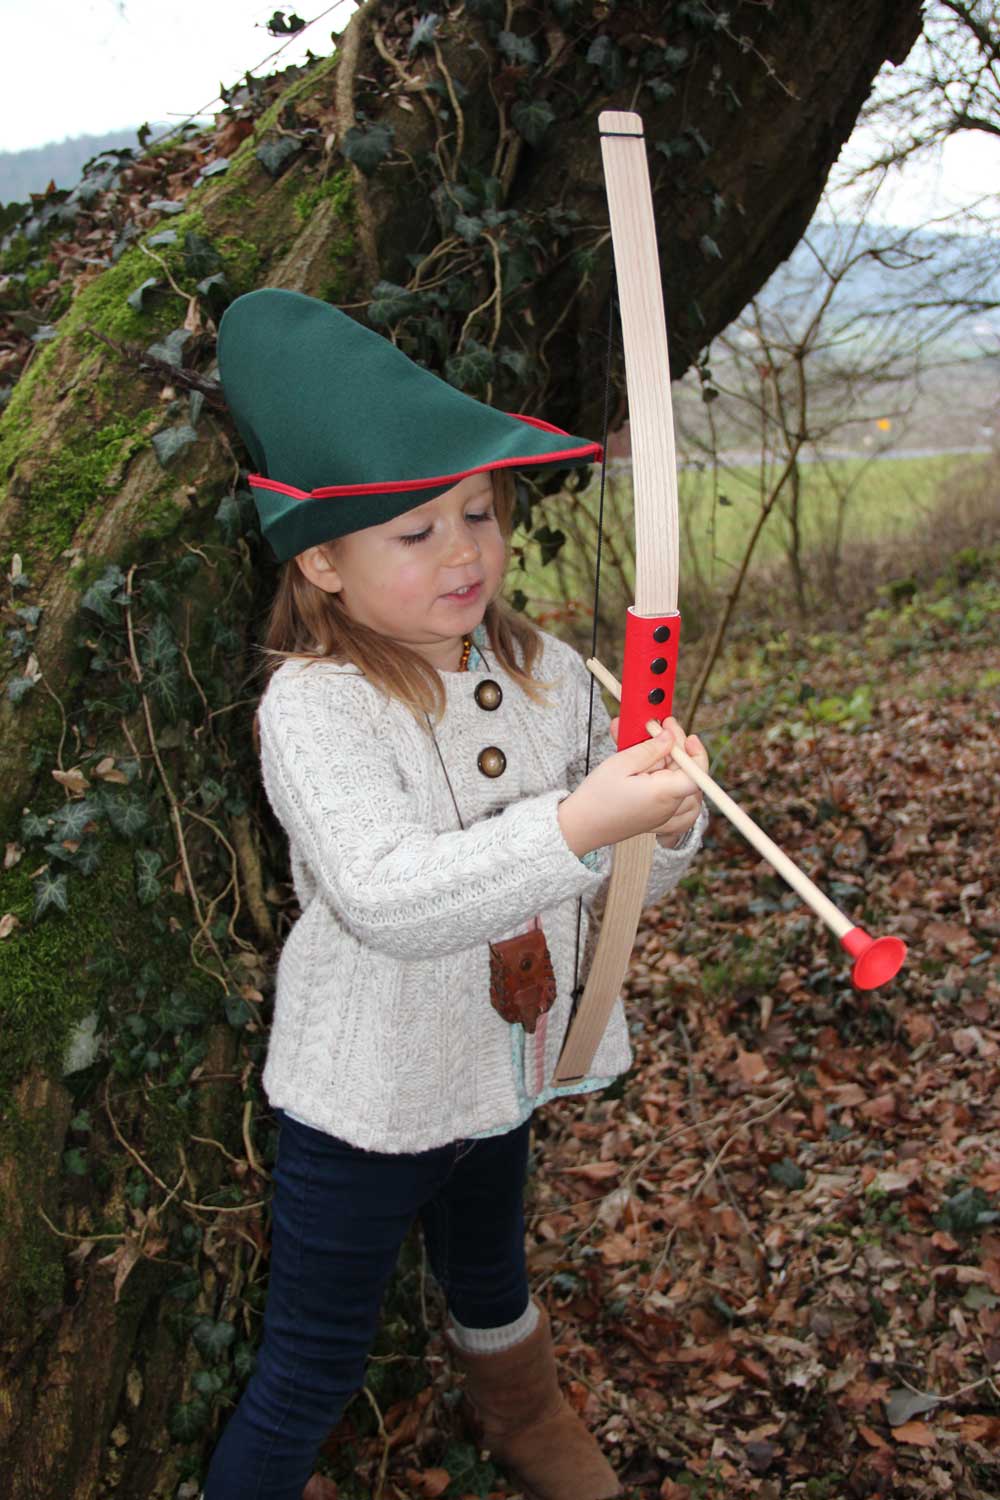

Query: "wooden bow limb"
<box><xmin>552</xmin><ymin>110</ymin><xmax>680</xmax><ymax>1086</ymax></box>
<box><xmin>586</xmin><ymin>656</ymin><xmax>908</xmax><ymax>993</ymax></box>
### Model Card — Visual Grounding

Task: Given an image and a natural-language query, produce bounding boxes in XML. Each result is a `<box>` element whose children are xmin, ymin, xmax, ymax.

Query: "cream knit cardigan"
<box><xmin>256</xmin><ymin>630</ymin><xmax>706</xmax><ymax>1152</ymax></box>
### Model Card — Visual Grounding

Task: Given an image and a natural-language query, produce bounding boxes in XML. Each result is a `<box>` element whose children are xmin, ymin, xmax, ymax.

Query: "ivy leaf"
<box><xmin>586</xmin><ymin>36</ymin><xmax>623</xmax><ymax>87</ymax></box>
<box><xmin>498</xmin><ymin>31</ymin><xmax>539</xmax><ymax>66</ymax></box>
<box><xmin>233</xmin><ymin>1341</ymin><xmax>256</xmax><ymax>1380</ymax></box>
<box><xmin>16</xmin><ymin>605</ymin><xmax>41</xmax><ymax>627</ymax></box>
<box><xmin>21</xmin><ymin>811</ymin><xmax>51</xmax><ymax>842</ymax></box>
<box><xmin>510</xmin><ymin>99</ymin><xmax>555</xmax><ymax>147</ymax></box>
<box><xmin>445</xmin><ymin>340</ymin><xmax>495</xmax><ymax>395</ymax></box>
<box><xmin>934</xmin><ymin>1186</ymin><xmax>999</xmax><ymax>1234</ymax></box>
<box><xmin>342</xmin><ymin>122</ymin><xmax>394</xmax><ymax>176</ymax></box>
<box><xmin>139</xmin><ymin>578</ymin><xmax>171</xmax><ymax>613</ymax></box>
<box><xmin>145</xmin><ymin>328</ymin><xmax>191</xmax><ymax>369</ymax></box>
<box><xmin>193</xmin><ymin>1317</ymin><xmax>237</xmax><ymax>1360</ymax></box>
<box><xmin>146</xmin><ymin>229</ymin><xmax>178</xmax><ymax>249</ymax></box>
<box><xmin>33</xmin><ymin>869</ymin><xmax>69</xmax><ymax>920</ymax></box>
<box><xmin>51</xmin><ymin>799</ymin><xmax>98</xmax><ymax>841</ymax></box>
<box><xmin>134</xmin><ymin>848</ymin><xmax>163</xmax><ymax>905</ymax></box>
<box><xmin>255</xmin><ymin>135</ymin><xmax>303</xmax><ymax>178</ymax></box>
<box><xmin>75</xmin><ymin>843</ymin><xmax>102</xmax><ymax>876</ymax></box>
<box><xmin>453</xmin><ymin>212</ymin><xmax>484</xmax><ymax>244</ymax></box>
<box><xmin>225</xmin><ymin>993</ymin><xmax>256</xmax><ymax>1028</ymax></box>
<box><xmin>126</xmin><ymin>276</ymin><xmax>160</xmax><ymax>312</ymax></box>
<box><xmin>409</xmin><ymin>12</ymin><xmax>441</xmax><ymax>54</ymax></box>
<box><xmin>214</xmin><ymin>493</ymin><xmax>246</xmax><ymax>543</ymax></box>
<box><xmin>156</xmin><ymin>990</ymin><xmax>206</xmax><ymax>1030</ymax></box>
<box><xmin>151</xmin><ymin>424</ymin><xmax>198</xmax><ymax>468</ymax></box>
<box><xmin>699</xmin><ymin>234</ymin><xmax>723</xmax><ymax>260</ymax></box>
<box><xmin>431</xmin><ymin>181</ymin><xmax>480</xmax><ymax>231</ymax></box>
<box><xmin>80</xmin><ymin>564</ymin><xmax>128</xmax><ymax>624</ymax></box>
<box><xmin>662</xmin><ymin>45</ymin><xmax>689</xmax><ymax>68</ymax></box>
<box><xmin>103</xmin><ymin>793</ymin><xmax>149</xmax><ymax>840</ymax></box>
<box><xmin>63</xmin><ymin>1147</ymin><xmax>88</xmax><ymax>1176</ymax></box>
<box><xmin>768</xmin><ymin>1157</ymin><xmax>807</xmax><ymax>1190</ymax></box>
<box><xmin>196</xmin><ymin>271</ymin><xmax>232</xmax><ymax>321</ymax></box>
<box><xmin>367</xmin><ymin>280</ymin><xmax>417</xmax><ymax>326</ymax></box>
<box><xmin>169</xmin><ymin>1397</ymin><xmax>210</xmax><ymax>1442</ymax></box>
<box><xmin>183</xmin><ymin>232</ymin><xmax>222</xmax><ymax>278</ymax></box>
<box><xmin>7</xmin><ymin>675</ymin><xmax>35</xmax><ymax>706</ymax></box>
<box><xmin>498</xmin><ymin>348</ymin><xmax>531</xmax><ymax>381</ymax></box>
<box><xmin>145</xmin><ymin>663</ymin><xmax>184</xmax><ymax>720</ymax></box>
<box><xmin>646</xmin><ymin>78</ymin><xmax>675</xmax><ymax>103</ymax></box>
<box><xmin>142</xmin><ymin>614</ymin><xmax>179</xmax><ymax>668</ymax></box>
<box><xmin>197</xmin><ymin>777</ymin><xmax>226</xmax><ymax>808</ymax></box>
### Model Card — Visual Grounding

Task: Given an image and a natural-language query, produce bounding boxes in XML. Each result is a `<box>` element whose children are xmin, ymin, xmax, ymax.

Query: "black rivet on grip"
<box><xmin>653</xmin><ymin>625</ymin><xmax>671</xmax><ymax>642</ymax></box>
<box><xmin>648</xmin><ymin>688</ymin><xmax>666</xmax><ymax>705</ymax></box>
<box><xmin>650</xmin><ymin>658</ymin><xmax>667</xmax><ymax>675</ymax></box>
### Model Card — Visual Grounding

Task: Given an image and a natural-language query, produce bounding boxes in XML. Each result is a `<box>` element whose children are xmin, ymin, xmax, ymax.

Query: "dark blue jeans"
<box><xmin>203</xmin><ymin>1111</ymin><xmax>532</xmax><ymax>1500</ymax></box>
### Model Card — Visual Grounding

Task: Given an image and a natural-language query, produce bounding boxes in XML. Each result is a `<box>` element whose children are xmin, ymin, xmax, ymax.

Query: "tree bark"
<box><xmin>0</xmin><ymin>2</ymin><xmax>922</xmax><ymax>1494</ymax></box>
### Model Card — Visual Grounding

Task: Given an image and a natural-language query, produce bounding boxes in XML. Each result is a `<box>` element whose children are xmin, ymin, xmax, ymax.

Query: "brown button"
<box><xmin>477</xmin><ymin>746</ymin><xmax>507</xmax><ymax>779</ymax></box>
<box><xmin>474</xmin><ymin>679</ymin><xmax>503</xmax><ymax>711</ymax></box>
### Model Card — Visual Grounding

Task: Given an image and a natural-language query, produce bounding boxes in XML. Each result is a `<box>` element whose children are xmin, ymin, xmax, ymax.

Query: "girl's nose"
<box><xmin>445</xmin><ymin>526</ymin><xmax>480</xmax><ymax>565</ymax></box>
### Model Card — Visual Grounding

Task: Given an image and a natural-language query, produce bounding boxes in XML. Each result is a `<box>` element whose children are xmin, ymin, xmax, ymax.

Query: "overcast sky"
<box><xmin>0</xmin><ymin>0</ymin><xmax>353</xmax><ymax>151</ymax></box>
<box><xmin>2</xmin><ymin>0</ymin><xmax>1000</xmax><ymax>229</ymax></box>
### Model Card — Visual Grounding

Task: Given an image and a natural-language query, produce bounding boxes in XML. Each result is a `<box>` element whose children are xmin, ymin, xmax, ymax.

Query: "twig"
<box><xmin>105</xmin><ymin>1079</ymin><xmax>173</xmax><ymax>1197</ymax></box>
<box><xmin>37</xmin><ymin>1206</ymin><xmax>124</xmax><ymax>1244</ymax></box>
<box><xmin>123</xmin><ymin>565</ymin><xmax>229</xmax><ymax>989</ymax></box>
<box><xmin>363</xmin><ymin>1385</ymin><xmax>390</xmax><ymax>1500</ymax></box>
<box><xmin>433</xmin><ymin>40</ymin><xmax>465</xmax><ymax>175</ymax></box>
<box><xmin>243</xmin><ymin>1099</ymin><xmax>270</xmax><ymax>1180</ymax></box>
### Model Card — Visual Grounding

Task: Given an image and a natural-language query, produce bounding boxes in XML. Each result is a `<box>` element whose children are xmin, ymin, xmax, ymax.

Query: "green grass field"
<box><xmin>512</xmin><ymin>451</ymin><xmax>989</xmax><ymax>622</ymax></box>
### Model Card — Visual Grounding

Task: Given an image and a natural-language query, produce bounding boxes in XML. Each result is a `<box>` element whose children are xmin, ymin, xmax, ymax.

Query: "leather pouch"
<box><xmin>489</xmin><ymin>928</ymin><xmax>557</xmax><ymax>1035</ymax></box>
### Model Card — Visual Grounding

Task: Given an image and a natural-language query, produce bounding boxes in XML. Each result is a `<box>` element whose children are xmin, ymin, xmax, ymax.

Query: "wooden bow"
<box><xmin>553</xmin><ymin>112</ymin><xmax>906</xmax><ymax>1085</ymax></box>
<box><xmin>553</xmin><ymin>110</ymin><xmax>680</xmax><ymax>1084</ymax></box>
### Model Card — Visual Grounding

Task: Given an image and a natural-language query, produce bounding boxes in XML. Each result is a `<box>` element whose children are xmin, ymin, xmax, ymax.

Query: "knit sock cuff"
<box><xmin>448</xmin><ymin>1299</ymin><xmax>539</xmax><ymax>1353</ymax></box>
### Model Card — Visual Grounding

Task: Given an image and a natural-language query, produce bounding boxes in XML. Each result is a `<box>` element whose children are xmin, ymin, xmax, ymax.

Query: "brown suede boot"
<box><xmin>446</xmin><ymin>1302</ymin><xmax>621</xmax><ymax>1500</ymax></box>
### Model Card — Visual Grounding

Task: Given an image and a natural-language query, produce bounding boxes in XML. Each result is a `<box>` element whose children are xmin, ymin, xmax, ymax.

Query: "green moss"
<box><xmin>23</xmin><ymin>259</ymin><xmax>57</xmax><ymax>293</ymax></box>
<box><xmin>0</xmin><ymin>232</ymin><xmax>41</xmax><ymax>275</ymax></box>
<box><xmin>216</xmin><ymin>233</ymin><xmax>262</xmax><ymax>293</ymax></box>
<box><xmin>0</xmin><ymin>844</ymin><xmax>137</xmax><ymax>1099</ymax></box>
<box><xmin>11</xmin><ymin>412</ymin><xmax>155</xmax><ymax>562</ymax></box>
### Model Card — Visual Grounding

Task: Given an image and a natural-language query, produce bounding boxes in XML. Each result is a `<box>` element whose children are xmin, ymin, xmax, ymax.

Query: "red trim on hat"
<box><xmin>248</xmin><ymin>415</ymin><xmax>601</xmax><ymax>501</ymax></box>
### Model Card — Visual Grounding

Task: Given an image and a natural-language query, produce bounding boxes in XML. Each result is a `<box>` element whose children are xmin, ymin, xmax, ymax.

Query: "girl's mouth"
<box><xmin>442</xmin><ymin>580</ymin><xmax>483</xmax><ymax>602</ymax></box>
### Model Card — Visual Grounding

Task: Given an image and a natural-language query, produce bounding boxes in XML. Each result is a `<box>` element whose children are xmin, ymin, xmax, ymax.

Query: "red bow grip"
<box><xmin>618</xmin><ymin>609</ymin><xmax>681</xmax><ymax>750</ymax></box>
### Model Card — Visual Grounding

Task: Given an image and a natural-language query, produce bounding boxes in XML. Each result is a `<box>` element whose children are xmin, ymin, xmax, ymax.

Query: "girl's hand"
<box><xmin>558</xmin><ymin>717</ymin><xmax>707</xmax><ymax>858</ymax></box>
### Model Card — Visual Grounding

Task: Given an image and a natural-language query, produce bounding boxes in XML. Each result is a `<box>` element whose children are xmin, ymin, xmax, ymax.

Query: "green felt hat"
<box><xmin>216</xmin><ymin>288</ymin><xmax>601</xmax><ymax>562</ymax></box>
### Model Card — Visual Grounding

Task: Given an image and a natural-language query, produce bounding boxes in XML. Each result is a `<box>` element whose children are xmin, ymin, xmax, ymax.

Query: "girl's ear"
<box><xmin>295</xmin><ymin>544</ymin><xmax>342</xmax><ymax>594</ymax></box>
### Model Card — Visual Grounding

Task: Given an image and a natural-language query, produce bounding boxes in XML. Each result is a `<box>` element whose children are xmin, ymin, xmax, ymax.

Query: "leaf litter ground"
<box><xmin>322</xmin><ymin>585</ymin><xmax>999</xmax><ymax>1500</ymax></box>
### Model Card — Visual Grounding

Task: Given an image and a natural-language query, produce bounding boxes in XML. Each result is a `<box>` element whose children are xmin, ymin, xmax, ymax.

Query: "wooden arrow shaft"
<box><xmin>586</xmin><ymin>656</ymin><xmax>854</xmax><ymax>941</ymax></box>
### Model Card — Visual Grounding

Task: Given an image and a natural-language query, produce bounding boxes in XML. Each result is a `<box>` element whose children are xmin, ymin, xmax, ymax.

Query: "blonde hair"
<box><xmin>255</xmin><ymin>470</ymin><xmax>546</xmax><ymax>720</ymax></box>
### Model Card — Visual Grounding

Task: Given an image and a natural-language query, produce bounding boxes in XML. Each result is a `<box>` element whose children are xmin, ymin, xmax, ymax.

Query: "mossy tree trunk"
<box><xmin>0</xmin><ymin>3</ymin><xmax>921</xmax><ymax>1495</ymax></box>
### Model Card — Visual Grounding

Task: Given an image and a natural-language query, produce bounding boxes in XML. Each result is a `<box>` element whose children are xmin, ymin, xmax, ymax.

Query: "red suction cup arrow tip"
<box><xmin>841</xmin><ymin>927</ymin><xmax>907</xmax><ymax>990</ymax></box>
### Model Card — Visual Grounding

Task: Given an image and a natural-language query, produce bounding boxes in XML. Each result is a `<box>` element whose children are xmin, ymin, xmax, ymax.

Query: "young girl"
<box><xmin>205</xmin><ymin>288</ymin><xmax>708</xmax><ymax>1500</ymax></box>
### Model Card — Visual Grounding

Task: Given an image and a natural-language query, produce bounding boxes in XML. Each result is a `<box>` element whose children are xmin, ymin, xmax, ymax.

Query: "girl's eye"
<box><xmin>399</xmin><ymin>509</ymin><xmax>493</xmax><ymax>545</ymax></box>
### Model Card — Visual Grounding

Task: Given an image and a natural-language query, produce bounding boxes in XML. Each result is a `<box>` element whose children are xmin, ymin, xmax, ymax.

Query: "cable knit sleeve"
<box><xmin>555</xmin><ymin>637</ymin><xmax>707</xmax><ymax>902</ymax></box>
<box><xmin>257</xmin><ymin>665</ymin><xmax>603</xmax><ymax>959</ymax></box>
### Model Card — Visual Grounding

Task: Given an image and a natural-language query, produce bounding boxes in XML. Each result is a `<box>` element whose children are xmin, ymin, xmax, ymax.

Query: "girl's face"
<box><xmin>296</xmin><ymin>473</ymin><xmax>507</xmax><ymax>670</ymax></box>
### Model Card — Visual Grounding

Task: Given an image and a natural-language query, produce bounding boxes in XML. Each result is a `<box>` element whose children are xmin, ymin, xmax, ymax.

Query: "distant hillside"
<box><xmin>0</xmin><ymin>125</ymin><xmax>173</xmax><ymax>206</ymax></box>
